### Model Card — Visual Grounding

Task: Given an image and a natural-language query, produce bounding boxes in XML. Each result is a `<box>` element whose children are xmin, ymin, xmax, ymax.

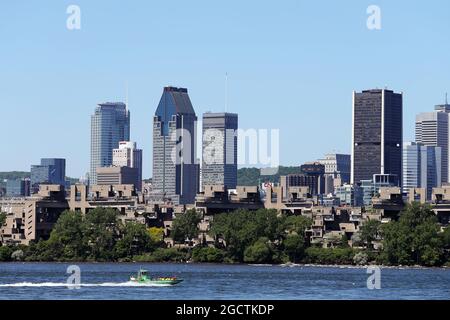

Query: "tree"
<box><xmin>11</xmin><ymin>250</ymin><xmax>24</xmax><ymax>261</ymax></box>
<box><xmin>439</xmin><ymin>226</ymin><xmax>450</xmax><ymax>249</ymax></box>
<box><xmin>209</xmin><ymin>209</ymin><xmax>283</xmax><ymax>262</ymax></box>
<box><xmin>171</xmin><ymin>209</ymin><xmax>201</xmax><ymax>243</ymax></box>
<box><xmin>381</xmin><ymin>203</ymin><xmax>443</xmax><ymax>266</ymax></box>
<box><xmin>0</xmin><ymin>212</ymin><xmax>6</xmax><ymax>226</ymax></box>
<box><xmin>440</xmin><ymin>226</ymin><xmax>450</xmax><ymax>264</ymax></box>
<box><xmin>0</xmin><ymin>246</ymin><xmax>13</xmax><ymax>261</ymax></box>
<box><xmin>340</xmin><ymin>234</ymin><xmax>350</xmax><ymax>248</ymax></box>
<box><xmin>244</xmin><ymin>237</ymin><xmax>273</xmax><ymax>263</ymax></box>
<box><xmin>148</xmin><ymin>227</ymin><xmax>164</xmax><ymax>246</ymax></box>
<box><xmin>83</xmin><ymin>208</ymin><xmax>120</xmax><ymax>261</ymax></box>
<box><xmin>47</xmin><ymin>210</ymin><xmax>86</xmax><ymax>260</ymax></box>
<box><xmin>359</xmin><ymin>219</ymin><xmax>381</xmax><ymax>250</ymax></box>
<box><xmin>192</xmin><ymin>246</ymin><xmax>224</xmax><ymax>263</ymax></box>
<box><xmin>283</xmin><ymin>215</ymin><xmax>312</xmax><ymax>236</ymax></box>
<box><xmin>283</xmin><ymin>234</ymin><xmax>305</xmax><ymax>263</ymax></box>
<box><xmin>353</xmin><ymin>252</ymin><xmax>368</xmax><ymax>265</ymax></box>
<box><xmin>115</xmin><ymin>222</ymin><xmax>152</xmax><ymax>258</ymax></box>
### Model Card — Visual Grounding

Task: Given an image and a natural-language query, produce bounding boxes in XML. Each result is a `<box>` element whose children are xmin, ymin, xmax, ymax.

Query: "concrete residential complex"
<box><xmin>30</xmin><ymin>158</ymin><xmax>66</xmax><ymax>193</ymax></box>
<box><xmin>113</xmin><ymin>141</ymin><xmax>143</xmax><ymax>191</ymax></box>
<box><xmin>403</xmin><ymin>142</ymin><xmax>442</xmax><ymax>200</ymax></box>
<box><xmin>152</xmin><ymin>87</ymin><xmax>199</xmax><ymax>205</ymax></box>
<box><xmin>90</xmin><ymin>102</ymin><xmax>130</xmax><ymax>185</ymax></box>
<box><xmin>351</xmin><ymin>89</ymin><xmax>403</xmax><ymax>186</ymax></box>
<box><xmin>415</xmin><ymin>108</ymin><xmax>449</xmax><ymax>184</ymax></box>
<box><xmin>202</xmin><ymin>112</ymin><xmax>238</xmax><ymax>190</ymax></box>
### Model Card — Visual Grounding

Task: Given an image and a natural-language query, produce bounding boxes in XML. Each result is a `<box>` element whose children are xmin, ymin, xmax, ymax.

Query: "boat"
<box><xmin>129</xmin><ymin>269</ymin><xmax>183</xmax><ymax>285</ymax></box>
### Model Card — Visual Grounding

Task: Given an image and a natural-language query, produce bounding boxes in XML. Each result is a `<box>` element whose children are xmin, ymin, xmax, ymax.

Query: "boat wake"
<box><xmin>0</xmin><ymin>281</ymin><xmax>173</xmax><ymax>288</ymax></box>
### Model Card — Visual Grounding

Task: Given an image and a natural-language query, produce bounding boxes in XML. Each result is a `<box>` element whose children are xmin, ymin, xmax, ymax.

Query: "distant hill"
<box><xmin>1</xmin><ymin>168</ymin><xmax>298</xmax><ymax>189</ymax></box>
<box><xmin>237</xmin><ymin>166</ymin><xmax>302</xmax><ymax>186</ymax></box>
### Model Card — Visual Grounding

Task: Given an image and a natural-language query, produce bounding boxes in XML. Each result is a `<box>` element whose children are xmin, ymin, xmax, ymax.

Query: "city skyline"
<box><xmin>2</xmin><ymin>1</ymin><xmax>450</xmax><ymax>178</ymax></box>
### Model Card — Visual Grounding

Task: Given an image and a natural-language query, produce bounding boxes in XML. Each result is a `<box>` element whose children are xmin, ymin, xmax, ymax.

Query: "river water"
<box><xmin>0</xmin><ymin>263</ymin><xmax>448</xmax><ymax>300</ymax></box>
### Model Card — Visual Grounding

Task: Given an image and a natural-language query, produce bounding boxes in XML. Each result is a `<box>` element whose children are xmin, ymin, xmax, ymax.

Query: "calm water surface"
<box><xmin>0</xmin><ymin>263</ymin><xmax>449</xmax><ymax>300</ymax></box>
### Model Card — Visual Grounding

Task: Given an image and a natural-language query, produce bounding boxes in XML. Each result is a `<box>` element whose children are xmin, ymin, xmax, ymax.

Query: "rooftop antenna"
<box><xmin>446</xmin><ymin>92</ymin><xmax>448</xmax><ymax>105</ymax></box>
<box><xmin>125</xmin><ymin>81</ymin><xmax>129</xmax><ymax>111</ymax></box>
<box><xmin>225</xmin><ymin>72</ymin><xmax>228</xmax><ymax>112</ymax></box>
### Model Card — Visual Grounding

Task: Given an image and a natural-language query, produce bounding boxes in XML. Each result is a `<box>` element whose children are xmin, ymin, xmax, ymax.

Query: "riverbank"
<box><xmin>1</xmin><ymin>260</ymin><xmax>449</xmax><ymax>270</ymax></box>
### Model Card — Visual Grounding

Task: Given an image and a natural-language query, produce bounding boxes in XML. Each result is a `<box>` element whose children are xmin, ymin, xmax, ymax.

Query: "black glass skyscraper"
<box><xmin>30</xmin><ymin>158</ymin><xmax>66</xmax><ymax>193</ymax></box>
<box><xmin>351</xmin><ymin>89</ymin><xmax>403</xmax><ymax>185</ymax></box>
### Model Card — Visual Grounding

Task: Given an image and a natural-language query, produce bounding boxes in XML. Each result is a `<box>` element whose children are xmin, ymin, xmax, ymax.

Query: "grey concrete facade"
<box><xmin>202</xmin><ymin>112</ymin><xmax>238</xmax><ymax>190</ymax></box>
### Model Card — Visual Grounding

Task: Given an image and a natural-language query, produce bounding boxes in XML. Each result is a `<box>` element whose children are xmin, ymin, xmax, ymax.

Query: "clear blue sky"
<box><xmin>1</xmin><ymin>0</ymin><xmax>450</xmax><ymax>179</ymax></box>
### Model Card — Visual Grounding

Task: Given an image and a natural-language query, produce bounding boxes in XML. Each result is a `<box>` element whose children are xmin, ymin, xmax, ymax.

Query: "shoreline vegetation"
<box><xmin>1</xmin><ymin>204</ymin><xmax>449</xmax><ymax>267</ymax></box>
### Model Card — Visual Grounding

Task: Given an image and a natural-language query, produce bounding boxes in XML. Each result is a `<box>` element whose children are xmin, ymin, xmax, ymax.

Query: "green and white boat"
<box><xmin>129</xmin><ymin>269</ymin><xmax>183</xmax><ymax>285</ymax></box>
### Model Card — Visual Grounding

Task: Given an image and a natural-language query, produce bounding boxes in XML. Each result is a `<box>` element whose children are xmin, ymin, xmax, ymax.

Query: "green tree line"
<box><xmin>237</xmin><ymin>166</ymin><xmax>302</xmax><ymax>186</ymax></box>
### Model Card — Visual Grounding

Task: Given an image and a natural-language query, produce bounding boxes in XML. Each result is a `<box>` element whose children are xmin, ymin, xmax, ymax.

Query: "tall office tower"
<box><xmin>415</xmin><ymin>109</ymin><xmax>449</xmax><ymax>184</ymax></box>
<box><xmin>152</xmin><ymin>87</ymin><xmax>199</xmax><ymax>204</ymax></box>
<box><xmin>90</xmin><ymin>102</ymin><xmax>130</xmax><ymax>185</ymax></box>
<box><xmin>351</xmin><ymin>89</ymin><xmax>403</xmax><ymax>186</ymax></box>
<box><xmin>30</xmin><ymin>158</ymin><xmax>66</xmax><ymax>193</ymax></box>
<box><xmin>403</xmin><ymin>142</ymin><xmax>441</xmax><ymax>200</ymax></box>
<box><xmin>202</xmin><ymin>112</ymin><xmax>238</xmax><ymax>189</ymax></box>
<box><xmin>113</xmin><ymin>141</ymin><xmax>143</xmax><ymax>191</ymax></box>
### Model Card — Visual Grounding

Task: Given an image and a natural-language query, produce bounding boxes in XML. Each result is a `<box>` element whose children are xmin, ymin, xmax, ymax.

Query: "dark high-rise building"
<box><xmin>152</xmin><ymin>87</ymin><xmax>199</xmax><ymax>204</ymax></box>
<box><xmin>285</xmin><ymin>162</ymin><xmax>325</xmax><ymax>196</ymax></box>
<box><xmin>90</xmin><ymin>102</ymin><xmax>130</xmax><ymax>185</ymax></box>
<box><xmin>31</xmin><ymin>158</ymin><xmax>66</xmax><ymax>193</ymax></box>
<box><xmin>351</xmin><ymin>89</ymin><xmax>403</xmax><ymax>185</ymax></box>
<box><xmin>202</xmin><ymin>112</ymin><xmax>238</xmax><ymax>189</ymax></box>
<box><xmin>300</xmin><ymin>162</ymin><xmax>325</xmax><ymax>177</ymax></box>
<box><xmin>6</xmin><ymin>178</ymin><xmax>30</xmax><ymax>197</ymax></box>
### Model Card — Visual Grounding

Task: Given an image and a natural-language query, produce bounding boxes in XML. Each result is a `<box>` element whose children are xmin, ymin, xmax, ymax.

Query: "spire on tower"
<box><xmin>126</xmin><ymin>81</ymin><xmax>129</xmax><ymax>111</ymax></box>
<box><xmin>225</xmin><ymin>72</ymin><xmax>228</xmax><ymax>112</ymax></box>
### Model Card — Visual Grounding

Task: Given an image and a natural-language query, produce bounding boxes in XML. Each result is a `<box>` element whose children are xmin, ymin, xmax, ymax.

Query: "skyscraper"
<box><xmin>202</xmin><ymin>112</ymin><xmax>238</xmax><ymax>189</ymax></box>
<box><xmin>415</xmin><ymin>108</ymin><xmax>449</xmax><ymax>184</ymax></box>
<box><xmin>351</xmin><ymin>89</ymin><xmax>403</xmax><ymax>186</ymax></box>
<box><xmin>30</xmin><ymin>158</ymin><xmax>66</xmax><ymax>193</ymax></box>
<box><xmin>152</xmin><ymin>87</ymin><xmax>199</xmax><ymax>204</ymax></box>
<box><xmin>403</xmin><ymin>142</ymin><xmax>441</xmax><ymax>200</ymax></box>
<box><xmin>90</xmin><ymin>102</ymin><xmax>130</xmax><ymax>185</ymax></box>
<box><xmin>113</xmin><ymin>141</ymin><xmax>143</xmax><ymax>191</ymax></box>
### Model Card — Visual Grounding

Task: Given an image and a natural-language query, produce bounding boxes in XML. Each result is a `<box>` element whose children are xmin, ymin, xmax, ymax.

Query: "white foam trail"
<box><xmin>0</xmin><ymin>281</ymin><xmax>172</xmax><ymax>288</ymax></box>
